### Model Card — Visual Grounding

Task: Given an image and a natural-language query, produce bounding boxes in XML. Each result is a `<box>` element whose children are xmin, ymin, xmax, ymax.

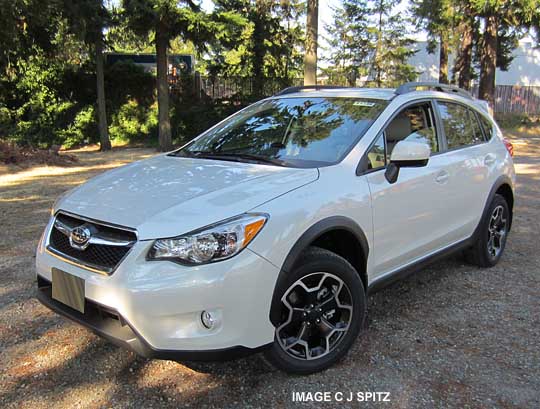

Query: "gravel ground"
<box><xmin>1</xmin><ymin>131</ymin><xmax>539</xmax><ymax>409</ymax></box>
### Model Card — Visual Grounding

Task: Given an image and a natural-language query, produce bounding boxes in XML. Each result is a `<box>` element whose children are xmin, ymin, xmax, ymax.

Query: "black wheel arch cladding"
<box><xmin>269</xmin><ymin>216</ymin><xmax>369</xmax><ymax>327</ymax></box>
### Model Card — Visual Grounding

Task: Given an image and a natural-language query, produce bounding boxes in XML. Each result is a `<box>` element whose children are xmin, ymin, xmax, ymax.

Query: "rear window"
<box><xmin>178</xmin><ymin>97</ymin><xmax>388</xmax><ymax>168</ymax></box>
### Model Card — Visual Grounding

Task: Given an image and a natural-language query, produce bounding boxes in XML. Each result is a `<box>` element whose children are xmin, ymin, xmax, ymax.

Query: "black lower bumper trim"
<box><xmin>36</xmin><ymin>275</ymin><xmax>270</xmax><ymax>361</ymax></box>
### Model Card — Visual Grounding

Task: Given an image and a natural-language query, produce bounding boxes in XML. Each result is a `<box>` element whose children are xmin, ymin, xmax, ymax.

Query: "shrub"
<box><xmin>109</xmin><ymin>100</ymin><xmax>158</xmax><ymax>145</ymax></box>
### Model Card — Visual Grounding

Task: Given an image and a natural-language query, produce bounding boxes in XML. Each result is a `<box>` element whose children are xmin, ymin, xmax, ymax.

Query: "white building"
<box><xmin>409</xmin><ymin>38</ymin><xmax>540</xmax><ymax>86</ymax></box>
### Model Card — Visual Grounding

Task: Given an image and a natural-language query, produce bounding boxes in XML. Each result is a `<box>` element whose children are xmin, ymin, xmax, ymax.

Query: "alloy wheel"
<box><xmin>487</xmin><ymin>205</ymin><xmax>507</xmax><ymax>259</ymax></box>
<box><xmin>276</xmin><ymin>272</ymin><xmax>353</xmax><ymax>360</ymax></box>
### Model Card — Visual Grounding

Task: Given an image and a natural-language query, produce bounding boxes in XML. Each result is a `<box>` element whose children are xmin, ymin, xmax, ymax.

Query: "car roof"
<box><xmin>270</xmin><ymin>87</ymin><xmax>396</xmax><ymax>101</ymax></box>
<box><xmin>269</xmin><ymin>86</ymin><xmax>492</xmax><ymax>116</ymax></box>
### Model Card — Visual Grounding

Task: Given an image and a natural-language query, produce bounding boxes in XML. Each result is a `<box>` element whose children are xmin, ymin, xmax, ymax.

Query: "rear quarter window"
<box><xmin>478</xmin><ymin>113</ymin><xmax>495</xmax><ymax>140</ymax></box>
<box><xmin>437</xmin><ymin>101</ymin><xmax>486</xmax><ymax>150</ymax></box>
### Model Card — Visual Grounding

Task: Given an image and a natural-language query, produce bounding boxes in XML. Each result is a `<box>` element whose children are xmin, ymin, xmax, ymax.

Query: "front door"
<box><xmin>363</xmin><ymin>101</ymin><xmax>453</xmax><ymax>279</ymax></box>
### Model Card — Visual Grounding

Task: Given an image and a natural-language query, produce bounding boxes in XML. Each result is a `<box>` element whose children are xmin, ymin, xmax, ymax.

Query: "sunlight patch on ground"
<box><xmin>5</xmin><ymin>326</ymin><xmax>94</xmax><ymax>381</ymax></box>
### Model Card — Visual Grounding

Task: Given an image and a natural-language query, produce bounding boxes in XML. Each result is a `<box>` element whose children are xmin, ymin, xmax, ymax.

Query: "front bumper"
<box><xmin>36</xmin><ymin>221</ymin><xmax>280</xmax><ymax>357</ymax></box>
<box><xmin>36</xmin><ymin>276</ymin><xmax>269</xmax><ymax>361</ymax></box>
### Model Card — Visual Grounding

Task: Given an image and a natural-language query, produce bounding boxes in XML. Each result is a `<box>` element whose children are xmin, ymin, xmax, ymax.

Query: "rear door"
<box><xmin>433</xmin><ymin>100</ymin><xmax>492</xmax><ymax>240</ymax></box>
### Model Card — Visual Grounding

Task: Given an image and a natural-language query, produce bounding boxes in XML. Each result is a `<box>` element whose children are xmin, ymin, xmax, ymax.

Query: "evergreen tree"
<box><xmin>370</xmin><ymin>0</ymin><xmax>417</xmax><ymax>87</ymax></box>
<box><xmin>304</xmin><ymin>0</ymin><xmax>319</xmax><ymax>85</ymax></box>
<box><xmin>63</xmin><ymin>0</ymin><xmax>112</xmax><ymax>151</ymax></box>
<box><xmin>324</xmin><ymin>1</ymin><xmax>372</xmax><ymax>86</ymax></box>
<box><xmin>210</xmin><ymin>0</ymin><xmax>305</xmax><ymax>92</ymax></box>
<box><xmin>410</xmin><ymin>0</ymin><xmax>454</xmax><ymax>84</ymax></box>
<box><xmin>452</xmin><ymin>1</ymin><xmax>476</xmax><ymax>90</ymax></box>
<box><xmin>121</xmin><ymin>0</ymin><xmax>208</xmax><ymax>151</ymax></box>
<box><xmin>325</xmin><ymin>0</ymin><xmax>417</xmax><ymax>87</ymax></box>
<box><xmin>473</xmin><ymin>0</ymin><xmax>540</xmax><ymax>105</ymax></box>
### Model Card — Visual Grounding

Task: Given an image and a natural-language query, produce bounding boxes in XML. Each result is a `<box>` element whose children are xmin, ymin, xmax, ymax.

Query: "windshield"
<box><xmin>173</xmin><ymin>97</ymin><xmax>388</xmax><ymax>168</ymax></box>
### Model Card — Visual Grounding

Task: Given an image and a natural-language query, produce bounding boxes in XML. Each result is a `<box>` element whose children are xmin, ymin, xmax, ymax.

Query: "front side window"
<box><xmin>383</xmin><ymin>102</ymin><xmax>439</xmax><ymax>161</ymax></box>
<box><xmin>365</xmin><ymin>133</ymin><xmax>386</xmax><ymax>170</ymax></box>
<box><xmin>174</xmin><ymin>97</ymin><xmax>388</xmax><ymax>168</ymax></box>
<box><xmin>437</xmin><ymin>101</ymin><xmax>485</xmax><ymax>149</ymax></box>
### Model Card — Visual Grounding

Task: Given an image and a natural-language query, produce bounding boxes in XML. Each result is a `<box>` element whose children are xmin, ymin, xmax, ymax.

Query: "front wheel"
<box><xmin>465</xmin><ymin>194</ymin><xmax>510</xmax><ymax>267</ymax></box>
<box><xmin>264</xmin><ymin>247</ymin><xmax>366</xmax><ymax>374</ymax></box>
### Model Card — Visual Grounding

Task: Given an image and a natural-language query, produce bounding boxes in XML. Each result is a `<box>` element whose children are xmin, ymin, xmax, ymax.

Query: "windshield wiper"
<box><xmin>174</xmin><ymin>150</ymin><xmax>287</xmax><ymax>166</ymax></box>
<box><xmin>215</xmin><ymin>152</ymin><xmax>287</xmax><ymax>166</ymax></box>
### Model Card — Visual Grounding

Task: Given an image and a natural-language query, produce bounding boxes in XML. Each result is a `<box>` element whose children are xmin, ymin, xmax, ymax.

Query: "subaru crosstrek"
<box><xmin>36</xmin><ymin>83</ymin><xmax>515</xmax><ymax>374</ymax></box>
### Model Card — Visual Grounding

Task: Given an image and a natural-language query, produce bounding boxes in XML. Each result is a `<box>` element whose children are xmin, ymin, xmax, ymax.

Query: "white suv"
<box><xmin>36</xmin><ymin>83</ymin><xmax>515</xmax><ymax>374</ymax></box>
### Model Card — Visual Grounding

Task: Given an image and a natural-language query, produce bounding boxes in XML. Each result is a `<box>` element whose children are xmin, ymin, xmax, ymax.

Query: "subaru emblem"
<box><xmin>70</xmin><ymin>225</ymin><xmax>92</xmax><ymax>250</ymax></box>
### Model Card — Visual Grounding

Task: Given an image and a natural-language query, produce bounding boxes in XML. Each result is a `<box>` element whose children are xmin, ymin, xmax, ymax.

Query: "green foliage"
<box><xmin>325</xmin><ymin>0</ymin><xmax>418</xmax><ymax>87</ymax></box>
<box><xmin>323</xmin><ymin>1</ymin><xmax>372</xmax><ymax>85</ymax></box>
<box><xmin>109</xmin><ymin>100</ymin><xmax>158</xmax><ymax>144</ymax></box>
<box><xmin>208</xmin><ymin>0</ymin><xmax>305</xmax><ymax>86</ymax></box>
<box><xmin>495</xmin><ymin>112</ymin><xmax>537</xmax><ymax>129</ymax></box>
<box><xmin>59</xmin><ymin>106</ymin><xmax>99</xmax><ymax>148</ymax></box>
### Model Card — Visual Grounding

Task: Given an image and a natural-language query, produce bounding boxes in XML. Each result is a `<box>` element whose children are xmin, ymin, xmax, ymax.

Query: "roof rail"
<box><xmin>395</xmin><ymin>82</ymin><xmax>473</xmax><ymax>99</ymax></box>
<box><xmin>274</xmin><ymin>85</ymin><xmax>349</xmax><ymax>96</ymax></box>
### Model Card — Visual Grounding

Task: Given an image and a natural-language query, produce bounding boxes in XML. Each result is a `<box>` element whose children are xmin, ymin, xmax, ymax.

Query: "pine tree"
<box><xmin>410</xmin><ymin>0</ymin><xmax>454</xmax><ymax>84</ymax></box>
<box><xmin>122</xmin><ymin>0</ymin><xmax>208</xmax><ymax>151</ymax></box>
<box><xmin>325</xmin><ymin>0</ymin><xmax>416</xmax><ymax>87</ymax></box>
<box><xmin>370</xmin><ymin>0</ymin><xmax>417</xmax><ymax>87</ymax></box>
<box><xmin>324</xmin><ymin>1</ymin><xmax>372</xmax><ymax>86</ymax></box>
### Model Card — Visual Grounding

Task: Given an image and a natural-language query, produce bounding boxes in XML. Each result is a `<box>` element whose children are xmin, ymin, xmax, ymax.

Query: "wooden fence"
<box><xmin>493</xmin><ymin>85</ymin><xmax>540</xmax><ymax>115</ymax></box>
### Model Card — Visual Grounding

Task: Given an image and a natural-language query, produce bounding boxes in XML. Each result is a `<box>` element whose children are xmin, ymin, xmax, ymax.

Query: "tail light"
<box><xmin>503</xmin><ymin>138</ymin><xmax>514</xmax><ymax>157</ymax></box>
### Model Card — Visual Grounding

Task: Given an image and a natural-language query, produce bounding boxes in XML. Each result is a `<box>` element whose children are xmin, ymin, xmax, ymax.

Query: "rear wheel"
<box><xmin>265</xmin><ymin>247</ymin><xmax>366</xmax><ymax>374</ymax></box>
<box><xmin>465</xmin><ymin>194</ymin><xmax>509</xmax><ymax>267</ymax></box>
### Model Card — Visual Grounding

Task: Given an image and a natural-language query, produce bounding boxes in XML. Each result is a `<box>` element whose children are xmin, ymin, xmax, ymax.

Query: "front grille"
<box><xmin>47</xmin><ymin>212</ymin><xmax>137</xmax><ymax>274</ymax></box>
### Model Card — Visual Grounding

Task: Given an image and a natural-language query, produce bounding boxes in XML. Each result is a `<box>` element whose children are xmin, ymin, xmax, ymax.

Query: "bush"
<box><xmin>58</xmin><ymin>105</ymin><xmax>99</xmax><ymax>148</ymax></box>
<box><xmin>109</xmin><ymin>100</ymin><xmax>158</xmax><ymax>145</ymax></box>
<box><xmin>495</xmin><ymin>112</ymin><xmax>539</xmax><ymax>129</ymax></box>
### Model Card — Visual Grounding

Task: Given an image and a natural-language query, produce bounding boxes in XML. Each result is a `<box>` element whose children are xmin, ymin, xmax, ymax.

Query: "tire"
<box><xmin>465</xmin><ymin>194</ymin><xmax>510</xmax><ymax>267</ymax></box>
<box><xmin>264</xmin><ymin>247</ymin><xmax>366</xmax><ymax>374</ymax></box>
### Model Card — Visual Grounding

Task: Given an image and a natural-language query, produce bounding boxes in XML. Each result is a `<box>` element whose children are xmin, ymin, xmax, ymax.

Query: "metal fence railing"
<box><xmin>192</xmin><ymin>76</ymin><xmax>540</xmax><ymax>115</ymax></box>
<box><xmin>197</xmin><ymin>76</ymin><xmax>303</xmax><ymax>100</ymax></box>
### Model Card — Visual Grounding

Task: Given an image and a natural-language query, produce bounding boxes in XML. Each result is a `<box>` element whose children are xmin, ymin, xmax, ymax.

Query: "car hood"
<box><xmin>56</xmin><ymin>154</ymin><xmax>318</xmax><ymax>239</ymax></box>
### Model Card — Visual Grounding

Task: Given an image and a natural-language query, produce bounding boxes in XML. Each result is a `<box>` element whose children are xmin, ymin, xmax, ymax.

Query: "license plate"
<box><xmin>52</xmin><ymin>268</ymin><xmax>85</xmax><ymax>313</ymax></box>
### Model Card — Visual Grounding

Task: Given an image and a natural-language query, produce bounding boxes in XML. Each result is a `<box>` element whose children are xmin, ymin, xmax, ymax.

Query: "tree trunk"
<box><xmin>438</xmin><ymin>32</ymin><xmax>449</xmax><ymax>84</ymax></box>
<box><xmin>374</xmin><ymin>2</ymin><xmax>383</xmax><ymax>87</ymax></box>
<box><xmin>96</xmin><ymin>36</ymin><xmax>111</xmax><ymax>151</ymax></box>
<box><xmin>478</xmin><ymin>14</ymin><xmax>498</xmax><ymax>106</ymax></box>
<box><xmin>304</xmin><ymin>0</ymin><xmax>318</xmax><ymax>85</ymax></box>
<box><xmin>453</xmin><ymin>17</ymin><xmax>474</xmax><ymax>90</ymax></box>
<box><xmin>156</xmin><ymin>23</ymin><xmax>172</xmax><ymax>152</ymax></box>
<box><xmin>252</xmin><ymin>5</ymin><xmax>265</xmax><ymax>97</ymax></box>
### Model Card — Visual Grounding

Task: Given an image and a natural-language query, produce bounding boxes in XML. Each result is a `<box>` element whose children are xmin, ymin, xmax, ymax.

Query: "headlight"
<box><xmin>147</xmin><ymin>213</ymin><xmax>268</xmax><ymax>265</ymax></box>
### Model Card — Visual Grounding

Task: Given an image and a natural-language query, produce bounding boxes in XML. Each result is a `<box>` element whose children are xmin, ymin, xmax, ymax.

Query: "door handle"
<box><xmin>435</xmin><ymin>170</ymin><xmax>449</xmax><ymax>184</ymax></box>
<box><xmin>484</xmin><ymin>153</ymin><xmax>496</xmax><ymax>166</ymax></box>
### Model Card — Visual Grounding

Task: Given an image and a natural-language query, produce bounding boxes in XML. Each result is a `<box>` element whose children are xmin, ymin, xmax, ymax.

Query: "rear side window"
<box><xmin>437</xmin><ymin>101</ymin><xmax>485</xmax><ymax>149</ymax></box>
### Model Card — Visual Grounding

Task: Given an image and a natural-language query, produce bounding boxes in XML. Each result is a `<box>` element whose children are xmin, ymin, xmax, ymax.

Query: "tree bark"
<box><xmin>96</xmin><ymin>36</ymin><xmax>111</xmax><ymax>151</ymax></box>
<box><xmin>304</xmin><ymin>0</ymin><xmax>318</xmax><ymax>85</ymax></box>
<box><xmin>252</xmin><ymin>5</ymin><xmax>265</xmax><ymax>97</ymax></box>
<box><xmin>374</xmin><ymin>1</ymin><xmax>383</xmax><ymax>87</ymax></box>
<box><xmin>453</xmin><ymin>17</ymin><xmax>474</xmax><ymax>90</ymax></box>
<box><xmin>156</xmin><ymin>23</ymin><xmax>172</xmax><ymax>152</ymax></box>
<box><xmin>478</xmin><ymin>14</ymin><xmax>498</xmax><ymax>106</ymax></box>
<box><xmin>438</xmin><ymin>32</ymin><xmax>449</xmax><ymax>84</ymax></box>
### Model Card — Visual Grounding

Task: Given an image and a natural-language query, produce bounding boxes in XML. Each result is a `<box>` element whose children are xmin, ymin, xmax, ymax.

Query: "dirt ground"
<box><xmin>1</xmin><ymin>131</ymin><xmax>539</xmax><ymax>409</ymax></box>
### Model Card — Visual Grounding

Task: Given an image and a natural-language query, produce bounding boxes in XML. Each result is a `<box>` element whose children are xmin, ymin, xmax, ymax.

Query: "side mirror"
<box><xmin>385</xmin><ymin>140</ymin><xmax>431</xmax><ymax>184</ymax></box>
